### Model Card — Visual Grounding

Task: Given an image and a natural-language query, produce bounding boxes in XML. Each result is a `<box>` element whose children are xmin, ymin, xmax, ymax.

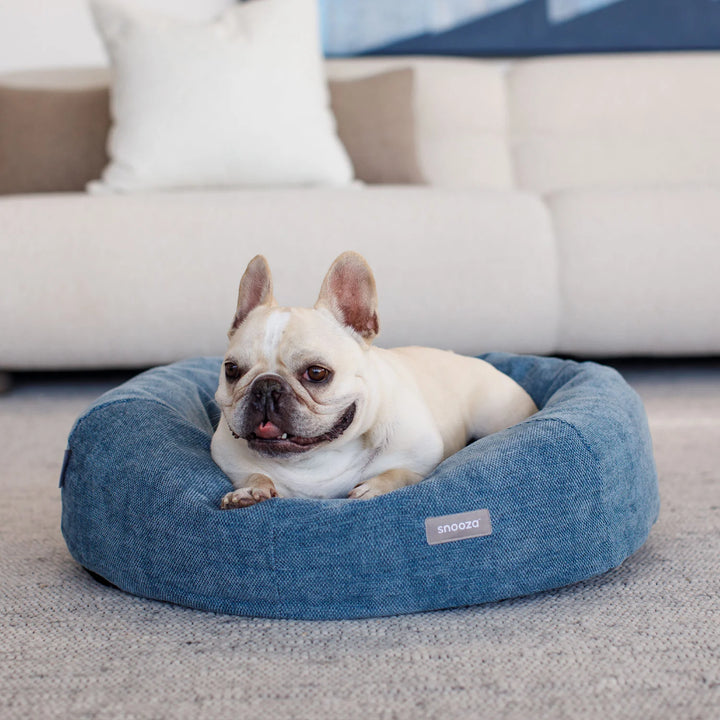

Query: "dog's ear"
<box><xmin>315</xmin><ymin>252</ymin><xmax>379</xmax><ymax>343</ymax></box>
<box><xmin>230</xmin><ymin>255</ymin><xmax>275</xmax><ymax>336</ymax></box>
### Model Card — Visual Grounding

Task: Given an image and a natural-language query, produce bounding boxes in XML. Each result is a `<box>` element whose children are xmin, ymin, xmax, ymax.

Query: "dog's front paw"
<box><xmin>348</xmin><ymin>480</ymin><xmax>384</xmax><ymax>500</ymax></box>
<box><xmin>349</xmin><ymin>468</ymin><xmax>424</xmax><ymax>500</ymax></box>
<box><xmin>220</xmin><ymin>475</ymin><xmax>278</xmax><ymax>509</ymax></box>
<box><xmin>220</xmin><ymin>486</ymin><xmax>277</xmax><ymax>509</ymax></box>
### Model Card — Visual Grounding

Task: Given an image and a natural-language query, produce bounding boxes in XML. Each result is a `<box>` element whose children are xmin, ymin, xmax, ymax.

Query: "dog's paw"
<box><xmin>349</xmin><ymin>468</ymin><xmax>425</xmax><ymax>500</ymax></box>
<box><xmin>220</xmin><ymin>481</ymin><xmax>277</xmax><ymax>509</ymax></box>
<box><xmin>348</xmin><ymin>481</ymin><xmax>384</xmax><ymax>500</ymax></box>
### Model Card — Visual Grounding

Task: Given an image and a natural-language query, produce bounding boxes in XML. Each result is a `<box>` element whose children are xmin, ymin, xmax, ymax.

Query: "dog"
<box><xmin>211</xmin><ymin>252</ymin><xmax>538</xmax><ymax>508</ymax></box>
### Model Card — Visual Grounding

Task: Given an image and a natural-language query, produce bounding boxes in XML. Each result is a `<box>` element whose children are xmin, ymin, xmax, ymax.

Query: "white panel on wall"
<box><xmin>0</xmin><ymin>0</ymin><xmax>234</xmax><ymax>73</ymax></box>
<box><xmin>547</xmin><ymin>0</ymin><xmax>625</xmax><ymax>23</ymax></box>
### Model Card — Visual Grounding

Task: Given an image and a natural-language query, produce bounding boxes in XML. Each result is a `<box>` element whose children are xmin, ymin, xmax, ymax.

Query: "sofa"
<box><xmin>2</xmin><ymin>50</ymin><xmax>720</xmax><ymax>370</ymax></box>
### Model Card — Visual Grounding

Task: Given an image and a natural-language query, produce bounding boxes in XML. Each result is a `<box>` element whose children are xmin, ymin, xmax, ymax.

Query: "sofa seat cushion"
<box><xmin>60</xmin><ymin>353</ymin><xmax>659</xmax><ymax>620</ymax></box>
<box><xmin>549</xmin><ymin>186</ymin><xmax>720</xmax><ymax>356</ymax></box>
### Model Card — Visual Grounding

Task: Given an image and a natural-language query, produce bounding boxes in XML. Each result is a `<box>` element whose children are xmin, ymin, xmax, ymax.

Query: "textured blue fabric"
<box><xmin>60</xmin><ymin>354</ymin><xmax>659</xmax><ymax>620</ymax></box>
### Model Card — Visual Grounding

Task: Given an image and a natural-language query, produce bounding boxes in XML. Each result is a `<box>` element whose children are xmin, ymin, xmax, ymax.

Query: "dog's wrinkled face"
<box><xmin>215</xmin><ymin>253</ymin><xmax>379</xmax><ymax>458</ymax></box>
<box><xmin>217</xmin><ymin>307</ymin><xmax>365</xmax><ymax>456</ymax></box>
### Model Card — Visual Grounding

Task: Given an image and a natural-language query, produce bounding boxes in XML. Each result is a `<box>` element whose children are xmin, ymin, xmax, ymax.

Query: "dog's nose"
<box><xmin>250</xmin><ymin>375</ymin><xmax>285</xmax><ymax>414</ymax></box>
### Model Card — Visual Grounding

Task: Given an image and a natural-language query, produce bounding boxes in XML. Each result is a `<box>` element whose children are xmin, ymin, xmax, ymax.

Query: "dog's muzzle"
<box><xmin>250</xmin><ymin>374</ymin><xmax>288</xmax><ymax>418</ymax></box>
<box><xmin>229</xmin><ymin>373</ymin><xmax>357</xmax><ymax>456</ymax></box>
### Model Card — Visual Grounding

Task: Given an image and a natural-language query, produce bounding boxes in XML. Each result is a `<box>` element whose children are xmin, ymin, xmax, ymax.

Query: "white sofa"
<box><xmin>2</xmin><ymin>52</ymin><xmax>720</xmax><ymax>370</ymax></box>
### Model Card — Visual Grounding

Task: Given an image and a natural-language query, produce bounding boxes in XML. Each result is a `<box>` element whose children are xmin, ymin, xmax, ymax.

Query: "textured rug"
<box><xmin>1</xmin><ymin>361</ymin><xmax>719</xmax><ymax>720</ymax></box>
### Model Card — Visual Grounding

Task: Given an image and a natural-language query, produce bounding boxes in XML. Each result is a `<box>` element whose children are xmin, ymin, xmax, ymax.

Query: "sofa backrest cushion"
<box><xmin>509</xmin><ymin>53</ymin><xmax>720</xmax><ymax>192</ymax></box>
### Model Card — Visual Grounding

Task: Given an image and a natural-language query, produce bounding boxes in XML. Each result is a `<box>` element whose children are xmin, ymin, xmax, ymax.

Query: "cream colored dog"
<box><xmin>211</xmin><ymin>252</ymin><xmax>537</xmax><ymax>508</ymax></box>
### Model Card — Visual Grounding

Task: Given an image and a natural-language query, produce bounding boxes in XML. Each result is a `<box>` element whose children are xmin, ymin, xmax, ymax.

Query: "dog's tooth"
<box><xmin>281</xmin><ymin>433</ymin><xmax>288</xmax><ymax>440</ymax></box>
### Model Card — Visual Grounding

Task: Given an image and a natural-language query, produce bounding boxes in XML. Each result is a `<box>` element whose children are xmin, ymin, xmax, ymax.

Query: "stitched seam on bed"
<box><xmin>540</xmin><ymin>361</ymin><xmax>581</xmax><ymax>408</ymax></box>
<box><xmin>522</xmin><ymin>415</ymin><xmax>599</xmax><ymax>462</ymax></box>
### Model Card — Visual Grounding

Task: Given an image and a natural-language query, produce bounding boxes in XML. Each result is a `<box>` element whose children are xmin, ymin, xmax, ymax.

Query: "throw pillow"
<box><xmin>0</xmin><ymin>70</ymin><xmax>110</xmax><ymax>195</ymax></box>
<box><xmin>330</xmin><ymin>68</ymin><xmax>423</xmax><ymax>185</ymax></box>
<box><xmin>89</xmin><ymin>0</ymin><xmax>353</xmax><ymax>192</ymax></box>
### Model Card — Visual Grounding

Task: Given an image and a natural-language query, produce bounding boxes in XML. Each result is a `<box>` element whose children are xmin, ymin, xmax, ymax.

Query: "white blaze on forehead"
<box><xmin>262</xmin><ymin>310</ymin><xmax>291</xmax><ymax>364</ymax></box>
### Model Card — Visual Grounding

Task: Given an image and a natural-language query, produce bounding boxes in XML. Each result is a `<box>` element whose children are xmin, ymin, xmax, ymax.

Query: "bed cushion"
<box><xmin>60</xmin><ymin>353</ymin><xmax>659</xmax><ymax>620</ymax></box>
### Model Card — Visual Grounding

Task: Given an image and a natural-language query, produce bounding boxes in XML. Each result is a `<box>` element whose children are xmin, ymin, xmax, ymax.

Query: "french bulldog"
<box><xmin>212</xmin><ymin>252</ymin><xmax>538</xmax><ymax>508</ymax></box>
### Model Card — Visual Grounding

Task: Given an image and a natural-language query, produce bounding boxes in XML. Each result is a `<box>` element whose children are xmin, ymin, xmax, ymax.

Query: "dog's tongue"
<box><xmin>255</xmin><ymin>421</ymin><xmax>283</xmax><ymax>439</ymax></box>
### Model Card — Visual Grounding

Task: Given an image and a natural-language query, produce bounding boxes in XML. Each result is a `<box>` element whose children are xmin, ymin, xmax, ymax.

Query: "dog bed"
<box><xmin>60</xmin><ymin>353</ymin><xmax>659</xmax><ymax>620</ymax></box>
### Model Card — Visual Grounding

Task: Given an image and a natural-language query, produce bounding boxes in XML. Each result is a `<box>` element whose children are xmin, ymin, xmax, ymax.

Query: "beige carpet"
<box><xmin>2</xmin><ymin>362</ymin><xmax>719</xmax><ymax>720</ymax></box>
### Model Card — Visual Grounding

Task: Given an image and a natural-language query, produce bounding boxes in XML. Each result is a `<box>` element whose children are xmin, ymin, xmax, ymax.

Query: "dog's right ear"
<box><xmin>229</xmin><ymin>255</ymin><xmax>275</xmax><ymax>336</ymax></box>
<box><xmin>315</xmin><ymin>251</ymin><xmax>379</xmax><ymax>343</ymax></box>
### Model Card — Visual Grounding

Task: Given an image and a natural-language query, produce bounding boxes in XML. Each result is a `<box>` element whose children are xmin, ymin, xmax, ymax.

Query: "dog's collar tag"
<box><xmin>425</xmin><ymin>508</ymin><xmax>492</xmax><ymax>545</ymax></box>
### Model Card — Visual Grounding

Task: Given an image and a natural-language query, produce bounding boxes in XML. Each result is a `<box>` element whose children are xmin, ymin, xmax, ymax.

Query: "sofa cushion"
<box><xmin>330</xmin><ymin>67</ymin><xmax>423</xmax><ymax>185</ymax></box>
<box><xmin>88</xmin><ymin>0</ymin><xmax>353</xmax><ymax>192</ymax></box>
<box><xmin>549</xmin><ymin>186</ymin><xmax>720</xmax><ymax>356</ymax></box>
<box><xmin>510</xmin><ymin>53</ymin><xmax>720</xmax><ymax>192</ymax></box>
<box><xmin>60</xmin><ymin>353</ymin><xmax>660</xmax><ymax>620</ymax></box>
<box><xmin>0</xmin><ymin>69</ymin><xmax>110</xmax><ymax>194</ymax></box>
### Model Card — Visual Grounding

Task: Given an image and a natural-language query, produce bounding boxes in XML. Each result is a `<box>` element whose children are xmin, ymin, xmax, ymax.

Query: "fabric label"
<box><xmin>425</xmin><ymin>508</ymin><xmax>492</xmax><ymax>545</ymax></box>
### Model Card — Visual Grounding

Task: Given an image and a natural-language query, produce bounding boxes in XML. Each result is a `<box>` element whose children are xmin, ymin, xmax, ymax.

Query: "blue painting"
<box><xmin>318</xmin><ymin>0</ymin><xmax>720</xmax><ymax>56</ymax></box>
<box><xmin>548</xmin><ymin>0</ymin><xmax>624</xmax><ymax>23</ymax></box>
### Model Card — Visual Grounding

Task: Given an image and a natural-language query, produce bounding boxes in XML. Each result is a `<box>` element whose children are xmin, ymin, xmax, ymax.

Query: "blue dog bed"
<box><xmin>60</xmin><ymin>353</ymin><xmax>659</xmax><ymax>620</ymax></box>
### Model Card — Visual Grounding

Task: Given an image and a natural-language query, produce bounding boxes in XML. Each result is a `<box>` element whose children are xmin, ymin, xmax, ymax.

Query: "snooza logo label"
<box><xmin>425</xmin><ymin>508</ymin><xmax>493</xmax><ymax>545</ymax></box>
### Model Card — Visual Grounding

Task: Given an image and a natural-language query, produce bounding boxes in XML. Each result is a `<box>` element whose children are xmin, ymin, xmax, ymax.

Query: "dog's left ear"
<box><xmin>315</xmin><ymin>252</ymin><xmax>379</xmax><ymax>343</ymax></box>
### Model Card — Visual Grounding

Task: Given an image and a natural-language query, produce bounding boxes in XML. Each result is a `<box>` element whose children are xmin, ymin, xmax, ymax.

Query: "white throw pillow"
<box><xmin>88</xmin><ymin>0</ymin><xmax>354</xmax><ymax>192</ymax></box>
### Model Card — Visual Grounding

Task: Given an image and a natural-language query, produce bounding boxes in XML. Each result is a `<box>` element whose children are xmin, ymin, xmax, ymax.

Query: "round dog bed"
<box><xmin>60</xmin><ymin>353</ymin><xmax>659</xmax><ymax>620</ymax></box>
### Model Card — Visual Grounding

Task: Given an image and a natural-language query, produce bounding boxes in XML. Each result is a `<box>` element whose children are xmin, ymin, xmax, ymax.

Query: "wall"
<box><xmin>0</xmin><ymin>0</ymin><xmax>234</xmax><ymax>73</ymax></box>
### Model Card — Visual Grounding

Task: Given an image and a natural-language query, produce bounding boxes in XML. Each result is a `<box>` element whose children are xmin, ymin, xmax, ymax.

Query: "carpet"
<box><xmin>1</xmin><ymin>361</ymin><xmax>719</xmax><ymax>720</ymax></box>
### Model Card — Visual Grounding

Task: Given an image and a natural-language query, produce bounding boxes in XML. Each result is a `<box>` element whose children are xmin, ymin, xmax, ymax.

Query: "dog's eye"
<box><xmin>304</xmin><ymin>365</ymin><xmax>330</xmax><ymax>383</ymax></box>
<box><xmin>224</xmin><ymin>361</ymin><xmax>243</xmax><ymax>381</ymax></box>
